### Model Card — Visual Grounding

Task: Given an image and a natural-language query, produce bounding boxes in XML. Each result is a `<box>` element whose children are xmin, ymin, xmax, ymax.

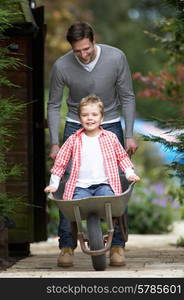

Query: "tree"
<box><xmin>0</xmin><ymin>0</ymin><xmax>26</xmax><ymax>269</ymax></box>
<box><xmin>133</xmin><ymin>0</ymin><xmax>184</xmax><ymax>204</ymax></box>
<box><xmin>87</xmin><ymin>0</ymin><xmax>176</xmax><ymax>74</ymax></box>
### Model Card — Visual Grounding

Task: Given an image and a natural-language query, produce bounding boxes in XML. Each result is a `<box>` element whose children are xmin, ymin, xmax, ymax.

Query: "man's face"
<box><xmin>72</xmin><ymin>38</ymin><xmax>96</xmax><ymax>64</ymax></box>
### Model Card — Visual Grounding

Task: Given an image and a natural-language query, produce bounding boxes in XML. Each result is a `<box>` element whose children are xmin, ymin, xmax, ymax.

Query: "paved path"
<box><xmin>0</xmin><ymin>221</ymin><xmax>184</xmax><ymax>278</ymax></box>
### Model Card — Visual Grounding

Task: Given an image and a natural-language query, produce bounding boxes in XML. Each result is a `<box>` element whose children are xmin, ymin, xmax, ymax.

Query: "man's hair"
<box><xmin>66</xmin><ymin>21</ymin><xmax>94</xmax><ymax>44</ymax></box>
<box><xmin>78</xmin><ymin>94</ymin><xmax>104</xmax><ymax>117</ymax></box>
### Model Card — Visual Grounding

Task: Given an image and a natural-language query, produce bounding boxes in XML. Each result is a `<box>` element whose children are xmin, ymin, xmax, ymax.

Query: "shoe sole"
<box><xmin>109</xmin><ymin>262</ymin><xmax>126</xmax><ymax>266</ymax></box>
<box><xmin>57</xmin><ymin>262</ymin><xmax>73</xmax><ymax>267</ymax></box>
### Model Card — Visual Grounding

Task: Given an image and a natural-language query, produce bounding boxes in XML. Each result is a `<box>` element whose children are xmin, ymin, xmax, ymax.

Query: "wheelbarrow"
<box><xmin>51</xmin><ymin>181</ymin><xmax>135</xmax><ymax>271</ymax></box>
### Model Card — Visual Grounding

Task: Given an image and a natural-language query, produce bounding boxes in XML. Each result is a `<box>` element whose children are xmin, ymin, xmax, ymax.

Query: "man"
<box><xmin>47</xmin><ymin>21</ymin><xmax>138</xmax><ymax>267</ymax></box>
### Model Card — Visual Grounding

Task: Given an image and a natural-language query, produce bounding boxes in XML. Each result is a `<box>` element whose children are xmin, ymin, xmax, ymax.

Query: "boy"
<box><xmin>45</xmin><ymin>95</ymin><xmax>140</xmax><ymax>267</ymax></box>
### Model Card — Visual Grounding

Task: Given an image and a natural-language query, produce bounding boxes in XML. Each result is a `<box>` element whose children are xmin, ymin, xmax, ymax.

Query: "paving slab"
<box><xmin>0</xmin><ymin>221</ymin><xmax>184</xmax><ymax>278</ymax></box>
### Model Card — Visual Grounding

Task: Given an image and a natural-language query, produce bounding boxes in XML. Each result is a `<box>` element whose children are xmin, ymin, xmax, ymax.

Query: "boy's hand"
<box><xmin>44</xmin><ymin>186</ymin><xmax>57</xmax><ymax>193</ymax></box>
<box><xmin>127</xmin><ymin>174</ymin><xmax>140</xmax><ymax>182</ymax></box>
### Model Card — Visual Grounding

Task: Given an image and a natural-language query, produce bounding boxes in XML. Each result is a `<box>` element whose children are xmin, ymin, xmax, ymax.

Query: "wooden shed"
<box><xmin>0</xmin><ymin>0</ymin><xmax>47</xmax><ymax>256</ymax></box>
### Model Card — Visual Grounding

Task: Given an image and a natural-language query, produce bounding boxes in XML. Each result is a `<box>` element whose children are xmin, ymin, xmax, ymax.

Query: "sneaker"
<box><xmin>57</xmin><ymin>247</ymin><xmax>74</xmax><ymax>267</ymax></box>
<box><xmin>109</xmin><ymin>246</ymin><xmax>125</xmax><ymax>266</ymax></box>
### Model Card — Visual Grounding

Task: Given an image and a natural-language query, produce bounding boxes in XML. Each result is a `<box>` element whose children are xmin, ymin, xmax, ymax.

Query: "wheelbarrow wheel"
<box><xmin>87</xmin><ymin>213</ymin><xmax>106</xmax><ymax>271</ymax></box>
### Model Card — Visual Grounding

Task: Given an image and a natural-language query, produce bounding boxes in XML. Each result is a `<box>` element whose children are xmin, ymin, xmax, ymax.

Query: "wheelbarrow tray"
<box><xmin>51</xmin><ymin>182</ymin><xmax>134</xmax><ymax>222</ymax></box>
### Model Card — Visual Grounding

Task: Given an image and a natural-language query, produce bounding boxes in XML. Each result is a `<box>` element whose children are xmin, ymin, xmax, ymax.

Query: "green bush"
<box><xmin>176</xmin><ymin>236</ymin><xmax>184</xmax><ymax>247</ymax></box>
<box><xmin>128</xmin><ymin>198</ymin><xmax>173</xmax><ymax>234</ymax></box>
<box><xmin>179</xmin><ymin>205</ymin><xmax>184</xmax><ymax>220</ymax></box>
<box><xmin>47</xmin><ymin>200</ymin><xmax>59</xmax><ymax>237</ymax></box>
<box><xmin>0</xmin><ymin>1</ymin><xmax>27</xmax><ymax>218</ymax></box>
<box><xmin>128</xmin><ymin>182</ymin><xmax>175</xmax><ymax>234</ymax></box>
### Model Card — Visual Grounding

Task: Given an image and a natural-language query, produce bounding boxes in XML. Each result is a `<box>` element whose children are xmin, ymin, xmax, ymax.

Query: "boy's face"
<box><xmin>80</xmin><ymin>104</ymin><xmax>103</xmax><ymax>136</ymax></box>
<box><xmin>72</xmin><ymin>38</ymin><xmax>96</xmax><ymax>64</ymax></box>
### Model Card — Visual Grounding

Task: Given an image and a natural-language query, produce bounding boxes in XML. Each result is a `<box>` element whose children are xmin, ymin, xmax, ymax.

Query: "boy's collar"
<box><xmin>76</xmin><ymin>126</ymin><xmax>107</xmax><ymax>137</ymax></box>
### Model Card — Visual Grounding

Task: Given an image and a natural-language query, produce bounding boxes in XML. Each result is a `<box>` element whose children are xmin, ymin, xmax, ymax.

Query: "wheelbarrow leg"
<box><xmin>104</xmin><ymin>203</ymin><xmax>114</xmax><ymax>234</ymax></box>
<box><xmin>120</xmin><ymin>174</ymin><xmax>129</xmax><ymax>242</ymax></box>
<box><xmin>73</xmin><ymin>205</ymin><xmax>83</xmax><ymax>233</ymax></box>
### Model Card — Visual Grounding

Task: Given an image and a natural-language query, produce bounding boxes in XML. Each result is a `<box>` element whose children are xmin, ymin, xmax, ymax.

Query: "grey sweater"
<box><xmin>48</xmin><ymin>44</ymin><xmax>136</xmax><ymax>145</ymax></box>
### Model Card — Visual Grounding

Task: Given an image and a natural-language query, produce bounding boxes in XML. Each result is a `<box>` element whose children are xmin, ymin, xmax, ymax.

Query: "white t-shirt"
<box><xmin>76</xmin><ymin>133</ymin><xmax>108</xmax><ymax>188</ymax></box>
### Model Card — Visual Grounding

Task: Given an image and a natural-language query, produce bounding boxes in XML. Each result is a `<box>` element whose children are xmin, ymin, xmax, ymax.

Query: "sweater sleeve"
<box><xmin>47</xmin><ymin>62</ymin><xmax>65</xmax><ymax>145</ymax></box>
<box><xmin>116</xmin><ymin>52</ymin><xmax>136</xmax><ymax>138</ymax></box>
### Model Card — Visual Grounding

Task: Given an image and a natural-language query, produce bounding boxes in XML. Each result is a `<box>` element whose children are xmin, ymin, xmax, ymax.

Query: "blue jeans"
<box><xmin>57</xmin><ymin>121</ymin><xmax>128</xmax><ymax>248</ymax></box>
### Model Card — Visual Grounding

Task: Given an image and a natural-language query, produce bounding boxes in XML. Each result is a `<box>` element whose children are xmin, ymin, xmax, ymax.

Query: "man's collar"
<box><xmin>74</xmin><ymin>45</ymin><xmax>101</xmax><ymax>71</ymax></box>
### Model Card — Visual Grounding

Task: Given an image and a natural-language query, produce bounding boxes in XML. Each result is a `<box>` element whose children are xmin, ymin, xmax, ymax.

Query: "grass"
<box><xmin>176</xmin><ymin>236</ymin><xmax>184</xmax><ymax>247</ymax></box>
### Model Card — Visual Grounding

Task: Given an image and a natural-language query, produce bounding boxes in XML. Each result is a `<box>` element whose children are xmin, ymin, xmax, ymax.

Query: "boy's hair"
<box><xmin>78</xmin><ymin>94</ymin><xmax>104</xmax><ymax>117</ymax></box>
<box><xmin>66</xmin><ymin>21</ymin><xmax>94</xmax><ymax>44</ymax></box>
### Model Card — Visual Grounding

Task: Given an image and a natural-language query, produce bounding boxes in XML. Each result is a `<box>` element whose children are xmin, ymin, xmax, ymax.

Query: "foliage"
<box><xmin>0</xmin><ymin>0</ymin><xmax>26</xmax><ymax>217</ymax></box>
<box><xmin>128</xmin><ymin>181</ymin><xmax>176</xmax><ymax>234</ymax></box>
<box><xmin>133</xmin><ymin>65</ymin><xmax>184</xmax><ymax>107</ymax></box>
<box><xmin>131</xmin><ymin>137</ymin><xmax>171</xmax><ymax>182</ymax></box>
<box><xmin>0</xmin><ymin>193</ymin><xmax>28</xmax><ymax>217</ymax></box>
<box><xmin>87</xmin><ymin>0</ymin><xmax>176</xmax><ymax>75</ymax></box>
<box><xmin>133</xmin><ymin>0</ymin><xmax>184</xmax><ymax>204</ymax></box>
<box><xmin>47</xmin><ymin>200</ymin><xmax>59</xmax><ymax>237</ymax></box>
<box><xmin>179</xmin><ymin>203</ymin><xmax>184</xmax><ymax>219</ymax></box>
<box><xmin>0</xmin><ymin>0</ymin><xmax>24</xmax><ymax>32</ymax></box>
<box><xmin>126</xmin><ymin>136</ymin><xmax>180</xmax><ymax>234</ymax></box>
<box><xmin>175</xmin><ymin>236</ymin><xmax>184</xmax><ymax>247</ymax></box>
<box><xmin>0</xmin><ymin>2</ymin><xmax>23</xmax><ymax>88</ymax></box>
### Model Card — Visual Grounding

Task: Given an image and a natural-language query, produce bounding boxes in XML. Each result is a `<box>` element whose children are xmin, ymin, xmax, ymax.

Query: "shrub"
<box><xmin>0</xmin><ymin>0</ymin><xmax>27</xmax><ymax>219</ymax></box>
<box><xmin>128</xmin><ymin>181</ymin><xmax>176</xmax><ymax>234</ymax></box>
<box><xmin>176</xmin><ymin>236</ymin><xmax>184</xmax><ymax>247</ymax></box>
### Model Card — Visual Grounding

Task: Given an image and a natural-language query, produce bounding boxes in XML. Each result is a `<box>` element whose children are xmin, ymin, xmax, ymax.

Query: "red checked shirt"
<box><xmin>50</xmin><ymin>128</ymin><xmax>134</xmax><ymax>200</ymax></box>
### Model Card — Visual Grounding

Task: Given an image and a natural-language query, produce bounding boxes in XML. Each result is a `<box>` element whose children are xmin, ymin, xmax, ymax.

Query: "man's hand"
<box><xmin>49</xmin><ymin>144</ymin><xmax>60</xmax><ymax>160</ymax></box>
<box><xmin>125</xmin><ymin>138</ymin><xmax>138</xmax><ymax>155</ymax></box>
